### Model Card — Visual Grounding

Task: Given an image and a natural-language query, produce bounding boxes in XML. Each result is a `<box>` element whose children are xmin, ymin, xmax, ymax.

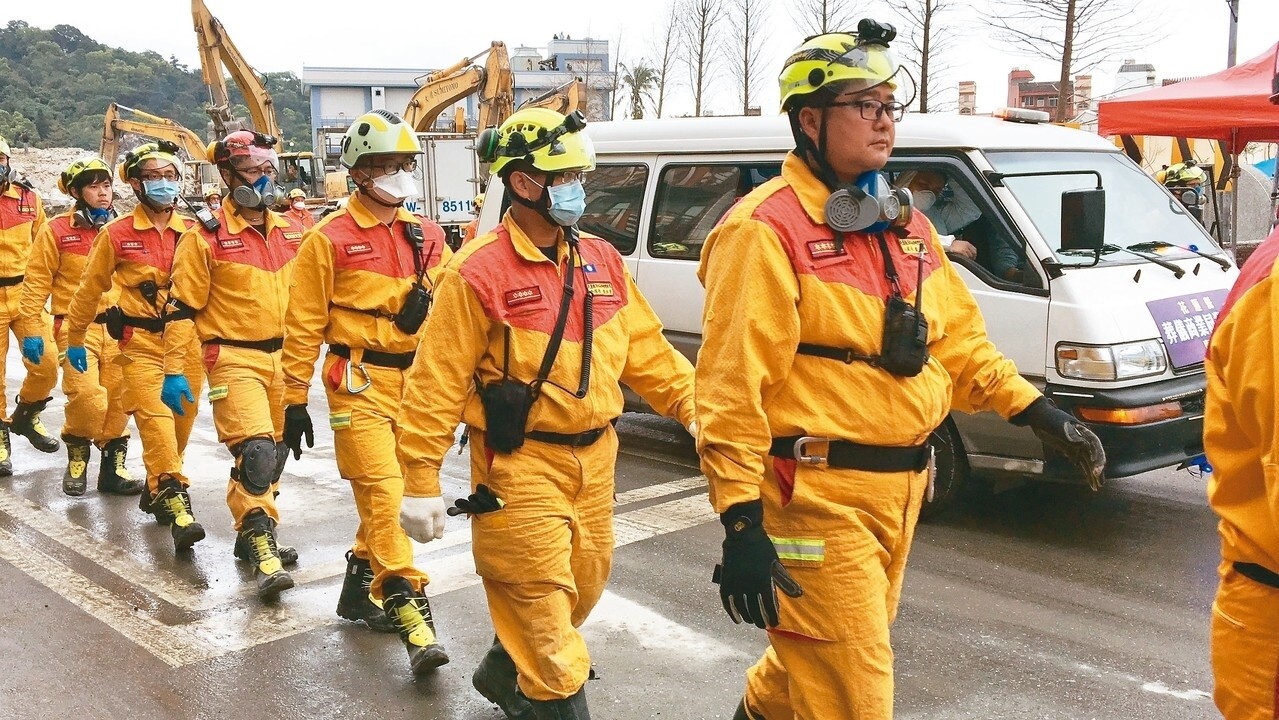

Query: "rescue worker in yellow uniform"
<box><xmin>0</xmin><ymin>134</ymin><xmax>62</xmax><ymax>474</ymax></box>
<box><xmin>66</xmin><ymin>141</ymin><xmax>206</xmax><ymax>554</ymax></box>
<box><xmin>165</xmin><ymin>131</ymin><xmax>306</xmax><ymax>600</ymax></box>
<box><xmin>203</xmin><ymin>186</ymin><xmax>222</xmax><ymax>213</ymax></box>
<box><xmin>283</xmin><ymin>188</ymin><xmax>315</xmax><ymax>229</ymax></box>
<box><xmin>282</xmin><ymin>110</ymin><xmax>452</xmax><ymax>673</ymax></box>
<box><xmin>397</xmin><ymin>107</ymin><xmax>697</xmax><ymax>719</ymax></box>
<box><xmin>462</xmin><ymin>193</ymin><xmax>484</xmax><ymax>244</ymax></box>
<box><xmin>20</xmin><ymin>157</ymin><xmax>141</xmax><ymax>497</ymax></box>
<box><xmin>696</xmin><ymin>24</ymin><xmax>1107</xmax><ymax>720</ymax></box>
<box><xmin>1205</xmin><ymin>222</ymin><xmax>1279</xmax><ymax>719</ymax></box>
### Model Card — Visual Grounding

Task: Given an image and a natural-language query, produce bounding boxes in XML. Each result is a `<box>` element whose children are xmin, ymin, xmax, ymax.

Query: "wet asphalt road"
<box><xmin>0</xmin><ymin>350</ymin><xmax>1221</xmax><ymax>719</ymax></box>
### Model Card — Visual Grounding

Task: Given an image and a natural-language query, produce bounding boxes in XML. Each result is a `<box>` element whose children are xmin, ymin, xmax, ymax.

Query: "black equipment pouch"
<box><xmin>103</xmin><ymin>306</ymin><xmax>126</xmax><ymax>341</ymax></box>
<box><xmin>138</xmin><ymin>280</ymin><xmax>159</xmax><ymax>306</ymax></box>
<box><xmin>394</xmin><ymin>221</ymin><xmax>432</xmax><ymax>334</ymax></box>
<box><xmin>875</xmin><ymin>234</ymin><xmax>929</xmax><ymax>377</ymax></box>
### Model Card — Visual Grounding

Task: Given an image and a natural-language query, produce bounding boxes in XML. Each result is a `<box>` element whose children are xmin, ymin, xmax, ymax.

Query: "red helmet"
<box><xmin>207</xmin><ymin>130</ymin><xmax>278</xmax><ymax>168</ymax></box>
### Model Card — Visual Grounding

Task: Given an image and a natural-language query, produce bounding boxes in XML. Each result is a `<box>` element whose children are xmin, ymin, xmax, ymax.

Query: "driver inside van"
<box><xmin>900</xmin><ymin>169</ymin><xmax>1023</xmax><ymax>282</ymax></box>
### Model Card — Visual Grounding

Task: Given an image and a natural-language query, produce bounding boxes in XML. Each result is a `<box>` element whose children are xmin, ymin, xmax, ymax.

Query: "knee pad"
<box><xmin>273</xmin><ymin>441</ymin><xmax>289</xmax><ymax>482</ymax></box>
<box><xmin>234</xmin><ymin>437</ymin><xmax>277</xmax><ymax>495</ymax></box>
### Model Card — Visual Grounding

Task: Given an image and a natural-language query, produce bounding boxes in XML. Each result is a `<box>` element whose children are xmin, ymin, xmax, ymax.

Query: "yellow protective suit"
<box><xmin>396</xmin><ymin>215</ymin><xmax>696</xmax><ymax>701</ymax></box>
<box><xmin>21</xmin><ymin>211</ymin><xmax>126</xmax><ymax>444</ymax></box>
<box><xmin>697</xmin><ymin>154</ymin><xmax>1040</xmax><ymax>720</ymax></box>
<box><xmin>282</xmin><ymin>193</ymin><xmax>451</xmax><ymax>599</ymax></box>
<box><xmin>1204</xmin><ymin>228</ymin><xmax>1279</xmax><ymax>719</ymax></box>
<box><xmin>166</xmin><ymin>200</ymin><xmax>305</xmax><ymax>529</ymax></box>
<box><xmin>0</xmin><ymin>182</ymin><xmax>58</xmax><ymax>420</ymax></box>
<box><xmin>66</xmin><ymin>206</ymin><xmax>203</xmax><ymax>494</ymax></box>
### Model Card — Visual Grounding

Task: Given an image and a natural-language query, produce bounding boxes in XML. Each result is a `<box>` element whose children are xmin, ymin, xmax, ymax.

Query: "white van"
<box><xmin>477</xmin><ymin>112</ymin><xmax>1238</xmax><ymax>514</ymax></box>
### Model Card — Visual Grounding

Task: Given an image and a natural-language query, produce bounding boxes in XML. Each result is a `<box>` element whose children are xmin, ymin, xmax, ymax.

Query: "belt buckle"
<box><xmin>792</xmin><ymin>436</ymin><xmax>833</xmax><ymax>466</ymax></box>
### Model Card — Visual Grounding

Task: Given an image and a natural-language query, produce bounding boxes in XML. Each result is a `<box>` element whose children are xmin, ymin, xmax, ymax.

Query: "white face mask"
<box><xmin>913</xmin><ymin>190</ymin><xmax>936</xmax><ymax>211</ymax></box>
<box><xmin>370</xmin><ymin>170</ymin><xmax>418</xmax><ymax>203</ymax></box>
<box><xmin>292</xmin><ymin>200</ymin><xmax>306</xmax><ymax>210</ymax></box>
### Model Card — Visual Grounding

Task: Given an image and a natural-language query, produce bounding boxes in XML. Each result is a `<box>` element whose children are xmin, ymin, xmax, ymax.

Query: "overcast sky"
<box><xmin>4</xmin><ymin>0</ymin><xmax>1276</xmax><ymax>117</ymax></box>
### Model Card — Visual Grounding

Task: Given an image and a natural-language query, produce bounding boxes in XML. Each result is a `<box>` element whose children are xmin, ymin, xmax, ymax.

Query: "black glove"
<box><xmin>1011</xmin><ymin>397</ymin><xmax>1107</xmax><ymax>491</ymax></box>
<box><xmin>283</xmin><ymin>404</ymin><xmax>314</xmax><ymax>460</ymax></box>
<box><xmin>712</xmin><ymin>500</ymin><xmax>804</xmax><ymax>629</ymax></box>
<box><xmin>447</xmin><ymin>484</ymin><xmax>505</xmax><ymax>516</ymax></box>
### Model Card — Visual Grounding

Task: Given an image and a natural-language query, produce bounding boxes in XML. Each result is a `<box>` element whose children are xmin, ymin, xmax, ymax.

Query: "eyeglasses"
<box><xmin>139</xmin><ymin>172</ymin><xmax>180</xmax><ymax>182</ymax></box>
<box><xmin>551</xmin><ymin>170</ymin><xmax>584</xmax><ymax>186</ymax></box>
<box><xmin>827</xmin><ymin>98</ymin><xmax>907</xmax><ymax>122</ymax></box>
<box><xmin>367</xmin><ymin>158</ymin><xmax>419</xmax><ymax>176</ymax></box>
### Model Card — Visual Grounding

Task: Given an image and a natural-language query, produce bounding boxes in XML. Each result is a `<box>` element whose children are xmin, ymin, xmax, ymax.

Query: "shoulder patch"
<box><xmin>505</xmin><ymin>286</ymin><xmax>543</xmax><ymax>307</ymax></box>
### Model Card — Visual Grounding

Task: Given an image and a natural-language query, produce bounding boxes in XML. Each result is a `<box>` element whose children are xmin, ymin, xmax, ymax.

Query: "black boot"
<box><xmin>0</xmin><ymin>423</ymin><xmax>13</xmax><ymax>477</ymax></box>
<box><xmin>335</xmin><ymin>551</ymin><xmax>396</xmax><ymax>633</ymax></box>
<box><xmin>473</xmin><ymin>636</ymin><xmax>534</xmax><ymax>719</ymax></box>
<box><xmin>150</xmin><ymin>477</ymin><xmax>206</xmax><ymax>551</ymax></box>
<box><xmin>236</xmin><ymin>509</ymin><xmax>295</xmax><ymax>601</ymax></box>
<box><xmin>97</xmin><ymin>437</ymin><xmax>143</xmax><ymax>495</ymax></box>
<box><xmin>383</xmin><ymin>575</ymin><xmax>450</xmax><ymax>676</ymax></box>
<box><xmin>522</xmin><ymin>686</ymin><xmax>590</xmax><ymax>720</ymax></box>
<box><xmin>234</xmin><ymin>531</ymin><xmax>298</xmax><ymax>567</ymax></box>
<box><xmin>62</xmin><ymin>435</ymin><xmax>92</xmax><ymax>496</ymax></box>
<box><xmin>10</xmin><ymin>396</ymin><xmax>59</xmax><ymax>453</ymax></box>
<box><xmin>733</xmin><ymin>699</ymin><xmax>759</xmax><ymax>719</ymax></box>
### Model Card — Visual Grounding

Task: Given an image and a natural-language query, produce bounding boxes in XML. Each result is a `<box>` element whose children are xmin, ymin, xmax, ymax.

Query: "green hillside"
<box><xmin>0</xmin><ymin>20</ymin><xmax>310</xmax><ymax>153</ymax></box>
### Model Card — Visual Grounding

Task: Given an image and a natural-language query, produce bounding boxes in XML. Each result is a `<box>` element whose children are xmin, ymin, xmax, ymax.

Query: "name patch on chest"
<box><xmin>17</xmin><ymin>204</ymin><xmax>34</xmax><ymax>215</ymax></box>
<box><xmin>218</xmin><ymin>237</ymin><xmax>245</xmax><ymax>250</ymax></box>
<box><xmin>898</xmin><ymin>238</ymin><xmax>925</xmax><ymax>255</ymax></box>
<box><xmin>59</xmin><ymin>234</ymin><xmax>82</xmax><ymax>246</ymax></box>
<box><xmin>119</xmin><ymin>240</ymin><xmax>145</xmax><ymax>252</ymax></box>
<box><xmin>807</xmin><ymin>239</ymin><xmax>845</xmax><ymax>259</ymax></box>
<box><xmin>344</xmin><ymin>242</ymin><xmax>374</xmax><ymax>256</ymax></box>
<box><xmin>587</xmin><ymin>281</ymin><xmax>615</xmax><ymax>297</ymax></box>
<box><xmin>505</xmin><ymin>286</ymin><xmax>543</xmax><ymax>307</ymax></box>
<box><xmin>283</xmin><ymin>231</ymin><xmax>303</xmax><ymax>241</ymax></box>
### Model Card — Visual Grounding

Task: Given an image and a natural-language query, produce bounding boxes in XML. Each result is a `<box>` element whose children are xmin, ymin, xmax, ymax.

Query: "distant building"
<box><xmin>958</xmin><ymin>81</ymin><xmax>977</xmax><ymax>115</ymax></box>
<box><xmin>1006</xmin><ymin>68</ymin><xmax>1093</xmax><ymax>119</ymax></box>
<box><xmin>1114</xmin><ymin>59</ymin><xmax>1158</xmax><ymax>97</ymax></box>
<box><xmin>302</xmin><ymin>35</ymin><xmax>616</xmax><ymax>168</ymax></box>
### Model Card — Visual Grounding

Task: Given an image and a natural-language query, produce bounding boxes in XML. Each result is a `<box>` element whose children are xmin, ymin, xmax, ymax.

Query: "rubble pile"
<box><xmin>6</xmin><ymin>146</ymin><xmax>139</xmax><ymax>214</ymax></box>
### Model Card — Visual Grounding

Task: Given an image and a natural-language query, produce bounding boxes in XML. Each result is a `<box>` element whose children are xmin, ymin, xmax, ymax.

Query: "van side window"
<box><xmin>891</xmin><ymin>164</ymin><xmax>1036</xmax><ymax>288</ymax></box>
<box><xmin>579</xmin><ymin>164</ymin><xmax>649</xmax><ymax>255</ymax></box>
<box><xmin>649</xmin><ymin>163</ymin><xmax>781</xmax><ymax>260</ymax></box>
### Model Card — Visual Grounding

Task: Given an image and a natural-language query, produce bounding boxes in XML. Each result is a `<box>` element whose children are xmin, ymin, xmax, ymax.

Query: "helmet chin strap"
<box><xmin>510</xmin><ymin>172</ymin><xmax>561</xmax><ymax>228</ymax></box>
<box><xmin>792</xmin><ymin>106</ymin><xmax>843</xmax><ymax>193</ymax></box>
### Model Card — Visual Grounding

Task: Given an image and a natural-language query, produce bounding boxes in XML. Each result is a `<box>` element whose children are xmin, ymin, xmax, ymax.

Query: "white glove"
<box><xmin>400</xmin><ymin>496</ymin><xmax>447</xmax><ymax>543</ymax></box>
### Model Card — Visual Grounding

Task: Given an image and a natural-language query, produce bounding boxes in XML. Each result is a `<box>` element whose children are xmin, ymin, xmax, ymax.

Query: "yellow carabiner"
<box><xmin>345</xmin><ymin>360</ymin><xmax>372</xmax><ymax>395</ymax></box>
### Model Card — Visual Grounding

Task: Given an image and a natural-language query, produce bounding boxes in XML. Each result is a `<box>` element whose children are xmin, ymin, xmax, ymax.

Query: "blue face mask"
<box><xmin>546</xmin><ymin>179</ymin><xmax>586</xmax><ymax>227</ymax></box>
<box><xmin>142</xmin><ymin>178</ymin><xmax>181</xmax><ymax>206</ymax></box>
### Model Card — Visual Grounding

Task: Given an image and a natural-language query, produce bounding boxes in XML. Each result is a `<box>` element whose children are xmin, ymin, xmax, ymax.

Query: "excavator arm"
<box><xmin>404</xmin><ymin>42</ymin><xmax>513</xmax><ymax>133</ymax></box>
<box><xmin>100</xmin><ymin>103</ymin><xmax>208</xmax><ymax>165</ymax></box>
<box><xmin>191</xmin><ymin>0</ymin><xmax>282</xmax><ymax>148</ymax></box>
<box><xmin>519</xmin><ymin>79</ymin><xmax>585</xmax><ymax>116</ymax></box>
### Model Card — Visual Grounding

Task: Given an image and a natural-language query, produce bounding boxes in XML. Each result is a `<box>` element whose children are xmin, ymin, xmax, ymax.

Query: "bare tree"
<box><xmin>728</xmin><ymin>0</ymin><xmax>769</xmax><ymax>115</ymax></box>
<box><xmin>651</xmin><ymin>1</ymin><xmax>681</xmax><ymax>118</ymax></box>
<box><xmin>986</xmin><ymin>0</ymin><xmax>1154</xmax><ymax>123</ymax></box>
<box><xmin>677</xmin><ymin>0</ymin><xmax>723</xmax><ymax>116</ymax></box>
<box><xmin>888</xmin><ymin>0</ymin><xmax>957</xmax><ymax>113</ymax></box>
<box><xmin>791</xmin><ymin>0</ymin><xmax>861</xmax><ymax>36</ymax></box>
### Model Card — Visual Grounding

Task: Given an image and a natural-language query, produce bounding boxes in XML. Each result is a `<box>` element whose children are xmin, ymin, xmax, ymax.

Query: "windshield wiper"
<box><xmin>1101</xmin><ymin>243</ymin><xmax>1185</xmax><ymax>278</ymax></box>
<box><xmin>1126</xmin><ymin>240</ymin><xmax>1231</xmax><ymax>271</ymax></box>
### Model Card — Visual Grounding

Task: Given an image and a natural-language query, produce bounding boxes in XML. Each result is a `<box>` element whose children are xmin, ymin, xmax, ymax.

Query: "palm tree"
<box><xmin>620</xmin><ymin>62</ymin><xmax>658</xmax><ymax>120</ymax></box>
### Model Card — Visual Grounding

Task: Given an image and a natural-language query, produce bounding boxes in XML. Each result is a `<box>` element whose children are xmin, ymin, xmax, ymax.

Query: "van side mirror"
<box><xmin>1061</xmin><ymin>188</ymin><xmax>1105</xmax><ymax>252</ymax></box>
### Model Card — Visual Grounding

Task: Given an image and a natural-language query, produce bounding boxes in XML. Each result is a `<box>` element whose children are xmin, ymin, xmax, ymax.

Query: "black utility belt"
<box><xmin>121</xmin><ymin>314</ymin><xmax>167</xmax><ymax>333</ymax></box>
<box><xmin>526</xmin><ymin>427</ymin><xmax>609</xmax><ymax>448</ymax></box>
<box><xmin>0</xmin><ymin>275</ymin><xmax>24</xmax><ymax>288</ymax></box>
<box><xmin>1234</xmin><ymin>561</ymin><xmax>1279</xmax><ymax>589</ymax></box>
<box><xmin>206</xmin><ymin>337</ymin><xmax>284</xmax><ymax>353</ymax></box>
<box><xmin>329</xmin><ymin>344</ymin><xmax>415</xmax><ymax>369</ymax></box>
<box><xmin>53</xmin><ymin>312</ymin><xmax>110</xmax><ymax>324</ymax></box>
<box><xmin>770</xmin><ymin>436</ymin><xmax>930</xmax><ymax>473</ymax></box>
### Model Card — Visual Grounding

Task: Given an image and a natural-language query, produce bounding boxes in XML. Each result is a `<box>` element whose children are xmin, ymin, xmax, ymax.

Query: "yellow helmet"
<box><xmin>1160</xmin><ymin>161</ymin><xmax>1206</xmax><ymax>187</ymax></box>
<box><xmin>0</xmin><ymin>135</ymin><xmax>10</xmax><ymax>157</ymax></box>
<box><xmin>203</xmin><ymin>184</ymin><xmax>221</xmax><ymax>199</ymax></box>
<box><xmin>118</xmin><ymin>141</ymin><xmax>183</xmax><ymax>182</ymax></box>
<box><xmin>340</xmin><ymin>110</ymin><xmax>422</xmax><ymax>168</ymax></box>
<box><xmin>473</xmin><ymin>193</ymin><xmax>485</xmax><ymax>209</ymax></box>
<box><xmin>779</xmin><ymin>20</ymin><xmax>910</xmax><ymax>111</ymax></box>
<box><xmin>58</xmin><ymin>156</ymin><xmax>111</xmax><ymax>194</ymax></box>
<box><xmin>477</xmin><ymin>108</ymin><xmax>595</xmax><ymax>177</ymax></box>
<box><xmin>287</xmin><ymin>188</ymin><xmax>306</xmax><ymax>200</ymax></box>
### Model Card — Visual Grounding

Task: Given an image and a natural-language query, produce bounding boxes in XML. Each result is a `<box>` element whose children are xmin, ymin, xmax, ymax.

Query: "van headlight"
<box><xmin>1055</xmin><ymin>341</ymin><xmax>1168</xmax><ymax>381</ymax></box>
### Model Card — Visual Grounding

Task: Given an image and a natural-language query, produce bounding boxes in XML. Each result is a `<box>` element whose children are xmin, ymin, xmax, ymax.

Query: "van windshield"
<box><xmin>985</xmin><ymin>150</ymin><xmax>1223</xmax><ymax>267</ymax></box>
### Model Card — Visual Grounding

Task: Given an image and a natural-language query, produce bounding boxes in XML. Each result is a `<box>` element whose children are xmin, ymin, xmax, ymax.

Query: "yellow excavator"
<box><xmin>191</xmin><ymin>0</ymin><xmax>325</xmax><ymax>203</ymax></box>
<box><xmin>99</xmin><ymin>102</ymin><xmax>220</xmax><ymax>200</ymax></box>
<box><xmin>520</xmin><ymin>79</ymin><xmax>587</xmax><ymax>116</ymax></box>
<box><xmin>403</xmin><ymin>41</ymin><xmax>515</xmax><ymax>134</ymax></box>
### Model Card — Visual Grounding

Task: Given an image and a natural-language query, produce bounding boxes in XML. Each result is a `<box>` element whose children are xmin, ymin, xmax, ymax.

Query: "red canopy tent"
<box><xmin>1098</xmin><ymin>42</ymin><xmax>1279</xmax><ymax>150</ymax></box>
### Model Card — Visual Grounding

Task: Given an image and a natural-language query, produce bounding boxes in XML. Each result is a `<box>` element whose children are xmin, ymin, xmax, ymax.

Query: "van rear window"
<box><xmin>580</xmin><ymin>163</ymin><xmax>650</xmax><ymax>255</ymax></box>
<box><xmin>650</xmin><ymin>163</ymin><xmax>780</xmax><ymax>260</ymax></box>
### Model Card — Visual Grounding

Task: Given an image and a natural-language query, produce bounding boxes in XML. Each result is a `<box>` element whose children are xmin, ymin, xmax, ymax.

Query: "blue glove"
<box><xmin>161</xmin><ymin>374</ymin><xmax>195</xmax><ymax>416</ymax></box>
<box><xmin>67</xmin><ymin>345</ymin><xmax>88</xmax><ymax>373</ymax></box>
<box><xmin>21</xmin><ymin>336</ymin><xmax>43</xmax><ymax>365</ymax></box>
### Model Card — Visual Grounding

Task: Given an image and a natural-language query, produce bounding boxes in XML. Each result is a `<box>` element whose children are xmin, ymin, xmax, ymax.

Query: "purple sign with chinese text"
<box><xmin>1146</xmin><ymin>290</ymin><xmax>1229</xmax><ymax>370</ymax></box>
